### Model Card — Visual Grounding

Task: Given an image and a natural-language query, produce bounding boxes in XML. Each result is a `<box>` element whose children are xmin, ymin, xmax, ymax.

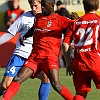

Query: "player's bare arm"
<box><xmin>19</xmin><ymin>27</ymin><xmax>34</xmax><ymax>46</ymax></box>
<box><xmin>24</xmin><ymin>27</ymin><xmax>34</xmax><ymax>38</ymax></box>
<box><xmin>62</xmin><ymin>42</ymin><xmax>74</xmax><ymax>76</ymax></box>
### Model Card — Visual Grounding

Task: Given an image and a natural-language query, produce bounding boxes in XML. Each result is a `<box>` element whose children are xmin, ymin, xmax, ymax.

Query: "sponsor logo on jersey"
<box><xmin>47</xmin><ymin>20</ymin><xmax>52</xmax><ymax>27</ymax></box>
<box><xmin>76</xmin><ymin>48</ymin><xmax>91</xmax><ymax>53</ymax></box>
<box><xmin>34</xmin><ymin>28</ymin><xmax>51</xmax><ymax>32</ymax></box>
<box><xmin>76</xmin><ymin>20</ymin><xmax>98</xmax><ymax>25</ymax></box>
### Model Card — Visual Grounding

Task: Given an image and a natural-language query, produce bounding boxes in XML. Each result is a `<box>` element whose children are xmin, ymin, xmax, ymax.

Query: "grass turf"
<box><xmin>0</xmin><ymin>68</ymin><xmax>100</xmax><ymax>100</ymax></box>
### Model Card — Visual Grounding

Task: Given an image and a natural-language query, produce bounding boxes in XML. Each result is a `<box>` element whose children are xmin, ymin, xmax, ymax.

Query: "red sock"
<box><xmin>59</xmin><ymin>86</ymin><xmax>73</xmax><ymax>100</ymax></box>
<box><xmin>2</xmin><ymin>82</ymin><xmax>20</xmax><ymax>100</ymax></box>
<box><xmin>73</xmin><ymin>95</ymin><xmax>85</xmax><ymax>100</ymax></box>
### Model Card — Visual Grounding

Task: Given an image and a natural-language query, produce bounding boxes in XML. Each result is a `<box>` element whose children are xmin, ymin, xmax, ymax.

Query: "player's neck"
<box><xmin>85</xmin><ymin>10</ymin><xmax>98</xmax><ymax>14</ymax></box>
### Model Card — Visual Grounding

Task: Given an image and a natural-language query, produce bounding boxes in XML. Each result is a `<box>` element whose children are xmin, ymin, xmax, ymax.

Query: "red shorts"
<box><xmin>73</xmin><ymin>69</ymin><xmax>100</xmax><ymax>94</ymax></box>
<box><xmin>23</xmin><ymin>54</ymin><xmax>59</xmax><ymax>78</ymax></box>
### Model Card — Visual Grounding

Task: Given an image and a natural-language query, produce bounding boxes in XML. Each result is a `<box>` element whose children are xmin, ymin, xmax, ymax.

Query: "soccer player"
<box><xmin>0</xmin><ymin>0</ymin><xmax>50</xmax><ymax>100</ymax></box>
<box><xmin>62</xmin><ymin>0</ymin><xmax>100</xmax><ymax>100</ymax></box>
<box><xmin>1</xmin><ymin>0</ymin><xmax>74</xmax><ymax>100</ymax></box>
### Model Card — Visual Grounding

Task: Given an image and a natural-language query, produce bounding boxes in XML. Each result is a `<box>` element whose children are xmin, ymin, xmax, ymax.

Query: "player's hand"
<box><xmin>66</xmin><ymin>64</ymin><xmax>74</xmax><ymax>76</ymax></box>
<box><xmin>9</xmin><ymin>18</ymin><xmax>16</xmax><ymax>23</ymax></box>
<box><xmin>71</xmin><ymin>12</ymin><xmax>80</xmax><ymax>20</ymax></box>
<box><xmin>19</xmin><ymin>36</ymin><xmax>26</xmax><ymax>46</ymax></box>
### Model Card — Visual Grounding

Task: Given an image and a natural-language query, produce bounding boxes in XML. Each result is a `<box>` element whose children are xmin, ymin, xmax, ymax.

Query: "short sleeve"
<box><xmin>59</xmin><ymin>16</ymin><xmax>74</xmax><ymax>30</ymax></box>
<box><xmin>7</xmin><ymin>17</ymin><xmax>22</xmax><ymax>36</ymax></box>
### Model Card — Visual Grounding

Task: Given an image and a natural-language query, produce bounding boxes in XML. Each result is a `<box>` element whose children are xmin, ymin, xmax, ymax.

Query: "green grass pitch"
<box><xmin>0</xmin><ymin>68</ymin><xmax>100</xmax><ymax>100</ymax></box>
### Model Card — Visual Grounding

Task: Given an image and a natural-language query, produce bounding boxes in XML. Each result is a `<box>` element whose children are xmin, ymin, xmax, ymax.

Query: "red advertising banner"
<box><xmin>0</xmin><ymin>32</ymin><xmax>19</xmax><ymax>67</ymax></box>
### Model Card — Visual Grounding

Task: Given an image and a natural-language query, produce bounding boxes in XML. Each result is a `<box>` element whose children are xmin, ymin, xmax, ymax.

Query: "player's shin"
<box><xmin>1</xmin><ymin>82</ymin><xmax>20</xmax><ymax>100</ymax></box>
<box><xmin>38</xmin><ymin>82</ymin><xmax>50</xmax><ymax>100</ymax></box>
<box><xmin>59</xmin><ymin>86</ymin><xmax>73</xmax><ymax>100</ymax></box>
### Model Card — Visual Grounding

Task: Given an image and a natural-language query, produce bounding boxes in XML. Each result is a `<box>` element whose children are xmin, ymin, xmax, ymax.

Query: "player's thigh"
<box><xmin>48</xmin><ymin>69</ymin><xmax>59</xmax><ymax>84</ymax></box>
<box><xmin>4</xmin><ymin>54</ymin><xmax>26</xmax><ymax>77</ymax></box>
<box><xmin>14</xmin><ymin>66</ymin><xmax>34</xmax><ymax>83</ymax></box>
<box><xmin>31</xmin><ymin>63</ymin><xmax>50</xmax><ymax>82</ymax></box>
<box><xmin>41</xmin><ymin>60</ymin><xmax>59</xmax><ymax>76</ymax></box>
<box><xmin>14</xmin><ymin>56</ymin><xmax>39</xmax><ymax>83</ymax></box>
<box><xmin>42</xmin><ymin>60</ymin><xmax>60</xmax><ymax>85</ymax></box>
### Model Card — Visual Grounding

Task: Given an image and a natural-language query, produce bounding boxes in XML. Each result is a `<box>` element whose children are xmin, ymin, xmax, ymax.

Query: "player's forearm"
<box><xmin>24</xmin><ymin>27</ymin><xmax>34</xmax><ymax>38</ymax></box>
<box><xmin>0</xmin><ymin>32</ymin><xmax>13</xmax><ymax>45</ymax></box>
<box><xmin>19</xmin><ymin>27</ymin><xmax>34</xmax><ymax>46</ymax></box>
<box><xmin>62</xmin><ymin>42</ymin><xmax>71</xmax><ymax>66</ymax></box>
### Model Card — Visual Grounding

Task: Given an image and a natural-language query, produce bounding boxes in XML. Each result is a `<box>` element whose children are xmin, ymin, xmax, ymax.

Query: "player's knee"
<box><xmin>1</xmin><ymin>77</ymin><xmax>13</xmax><ymax>89</ymax></box>
<box><xmin>2</xmin><ymin>82</ymin><xmax>10</xmax><ymax>89</ymax></box>
<box><xmin>13</xmin><ymin>76</ymin><xmax>21</xmax><ymax>82</ymax></box>
<box><xmin>41</xmin><ymin>76</ymin><xmax>50</xmax><ymax>83</ymax></box>
<box><xmin>42</xmin><ymin>73</ymin><xmax>50</xmax><ymax>82</ymax></box>
<box><xmin>37</xmin><ymin>72</ymin><xmax>50</xmax><ymax>83</ymax></box>
<box><xmin>51</xmin><ymin>82</ymin><xmax>62</xmax><ymax>92</ymax></box>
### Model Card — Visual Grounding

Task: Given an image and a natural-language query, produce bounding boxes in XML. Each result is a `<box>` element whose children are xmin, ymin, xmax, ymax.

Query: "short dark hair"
<box><xmin>44</xmin><ymin>0</ymin><xmax>55</xmax><ymax>4</ymax></box>
<box><xmin>56</xmin><ymin>0</ymin><xmax>62</xmax><ymax>6</ymax></box>
<box><xmin>83</xmin><ymin>0</ymin><xmax>99</xmax><ymax>12</ymax></box>
<box><xmin>58</xmin><ymin>7</ymin><xmax>71</xmax><ymax>18</ymax></box>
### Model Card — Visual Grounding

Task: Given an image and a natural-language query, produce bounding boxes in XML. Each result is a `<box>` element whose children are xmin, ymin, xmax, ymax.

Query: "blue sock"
<box><xmin>0</xmin><ymin>90</ymin><xmax>6</xmax><ymax>96</ymax></box>
<box><xmin>38</xmin><ymin>82</ymin><xmax>50</xmax><ymax>100</ymax></box>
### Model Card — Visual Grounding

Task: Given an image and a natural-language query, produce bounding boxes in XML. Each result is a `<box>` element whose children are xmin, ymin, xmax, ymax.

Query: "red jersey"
<box><xmin>6</xmin><ymin>8</ymin><xmax>24</xmax><ymax>30</ymax></box>
<box><xmin>7</xmin><ymin>8</ymin><xmax>24</xmax><ymax>19</ymax></box>
<box><xmin>32</xmin><ymin>13</ymin><xmax>73</xmax><ymax>61</ymax></box>
<box><xmin>64</xmin><ymin>13</ymin><xmax>100</xmax><ymax>71</ymax></box>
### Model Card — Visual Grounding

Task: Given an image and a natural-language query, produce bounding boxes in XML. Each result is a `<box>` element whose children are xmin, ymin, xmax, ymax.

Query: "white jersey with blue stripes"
<box><xmin>7</xmin><ymin>11</ymin><xmax>35</xmax><ymax>58</ymax></box>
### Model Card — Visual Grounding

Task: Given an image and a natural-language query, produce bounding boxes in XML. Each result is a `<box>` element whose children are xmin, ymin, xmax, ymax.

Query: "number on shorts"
<box><xmin>10</xmin><ymin>66</ymin><xmax>16</xmax><ymax>74</ymax></box>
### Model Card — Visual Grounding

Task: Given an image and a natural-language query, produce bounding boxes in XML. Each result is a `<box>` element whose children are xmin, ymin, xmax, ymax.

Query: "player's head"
<box><xmin>83</xmin><ymin>0</ymin><xmax>99</xmax><ymax>13</ymax></box>
<box><xmin>8</xmin><ymin>0</ymin><xmax>20</xmax><ymax>9</ymax></box>
<box><xmin>28</xmin><ymin>0</ymin><xmax>41</xmax><ymax>15</ymax></box>
<box><xmin>41</xmin><ymin>0</ymin><xmax>55</xmax><ymax>16</ymax></box>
